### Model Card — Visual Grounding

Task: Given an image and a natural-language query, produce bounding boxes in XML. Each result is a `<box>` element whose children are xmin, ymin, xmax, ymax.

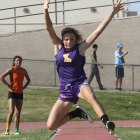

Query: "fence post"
<box><xmin>132</xmin><ymin>65</ymin><xmax>134</xmax><ymax>91</ymax></box>
<box><xmin>14</xmin><ymin>8</ymin><xmax>17</xmax><ymax>33</ymax></box>
<box><xmin>54</xmin><ymin>62</ymin><xmax>57</xmax><ymax>87</ymax></box>
<box><xmin>62</xmin><ymin>2</ymin><xmax>65</xmax><ymax>26</ymax></box>
<box><xmin>55</xmin><ymin>0</ymin><xmax>58</xmax><ymax>25</ymax></box>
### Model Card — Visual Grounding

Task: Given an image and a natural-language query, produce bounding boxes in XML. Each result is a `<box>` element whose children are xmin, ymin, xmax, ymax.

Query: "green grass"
<box><xmin>0</xmin><ymin>85</ymin><xmax>140</xmax><ymax>139</ymax></box>
<box><xmin>0</xmin><ymin>85</ymin><xmax>140</xmax><ymax>121</ymax></box>
<box><xmin>0</xmin><ymin>129</ymin><xmax>55</xmax><ymax>140</ymax></box>
<box><xmin>116</xmin><ymin>127</ymin><xmax>140</xmax><ymax>140</ymax></box>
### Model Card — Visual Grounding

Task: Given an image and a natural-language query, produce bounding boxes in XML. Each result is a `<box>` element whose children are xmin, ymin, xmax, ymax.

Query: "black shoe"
<box><xmin>76</xmin><ymin>105</ymin><xmax>94</xmax><ymax>123</ymax></box>
<box><xmin>100</xmin><ymin>87</ymin><xmax>106</xmax><ymax>90</ymax></box>
<box><xmin>118</xmin><ymin>88</ymin><xmax>122</xmax><ymax>90</ymax></box>
<box><xmin>106</xmin><ymin>121</ymin><xmax>115</xmax><ymax>135</ymax></box>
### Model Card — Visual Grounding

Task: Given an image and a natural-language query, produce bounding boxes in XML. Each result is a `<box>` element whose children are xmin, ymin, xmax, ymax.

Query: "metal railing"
<box><xmin>0</xmin><ymin>0</ymin><xmax>140</xmax><ymax>34</ymax></box>
<box><xmin>0</xmin><ymin>58</ymin><xmax>140</xmax><ymax>92</ymax></box>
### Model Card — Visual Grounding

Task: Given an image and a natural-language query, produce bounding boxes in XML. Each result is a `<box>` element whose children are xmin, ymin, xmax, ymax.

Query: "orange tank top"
<box><xmin>9</xmin><ymin>66</ymin><xmax>25</xmax><ymax>94</ymax></box>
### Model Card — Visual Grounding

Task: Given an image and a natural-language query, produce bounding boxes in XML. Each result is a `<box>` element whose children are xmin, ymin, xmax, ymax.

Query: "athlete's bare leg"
<box><xmin>47</xmin><ymin>100</ymin><xmax>73</xmax><ymax>130</ymax></box>
<box><xmin>78</xmin><ymin>84</ymin><xmax>105</xmax><ymax>117</ymax></box>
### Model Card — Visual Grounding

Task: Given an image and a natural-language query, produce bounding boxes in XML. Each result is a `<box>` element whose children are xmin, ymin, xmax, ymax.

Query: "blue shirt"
<box><xmin>115</xmin><ymin>50</ymin><xmax>125</xmax><ymax>67</ymax></box>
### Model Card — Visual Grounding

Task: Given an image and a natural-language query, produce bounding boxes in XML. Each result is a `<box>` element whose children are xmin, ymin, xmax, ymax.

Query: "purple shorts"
<box><xmin>58</xmin><ymin>78</ymin><xmax>88</xmax><ymax>104</ymax></box>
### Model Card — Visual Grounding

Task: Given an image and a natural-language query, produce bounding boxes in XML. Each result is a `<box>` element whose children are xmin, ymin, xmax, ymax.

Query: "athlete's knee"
<box><xmin>8</xmin><ymin>110</ymin><xmax>14</xmax><ymax>116</ymax></box>
<box><xmin>46</xmin><ymin>122</ymin><xmax>58</xmax><ymax>130</ymax></box>
<box><xmin>15</xmin><ymin>111</ymin><xmax>20</xmax><ymax>118</ymax></box>
<box><xmin>84</xmin><ymin>93</ymin><xmax>95</xmax><ymax>103</ymax></box>
<box><xmin>92</xmin><ymin>93</ymin><xmax>97</xmax><ymax>100</ymax></box>
<box><xmin>87</xmin><ymin>93</ymin><xmax>98</xmax><ymax>105</ymax></box>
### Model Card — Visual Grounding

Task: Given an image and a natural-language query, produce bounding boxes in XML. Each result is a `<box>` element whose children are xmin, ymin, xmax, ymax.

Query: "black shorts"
<box><xmin>8</xmin><ymin>92</ymin><xmax>23</xmax><ymax>100</ymax></box>
<box><xmin>115</xmin><ymin>67</ymin><xmax>124</xmax><ymax>78</ymax></box>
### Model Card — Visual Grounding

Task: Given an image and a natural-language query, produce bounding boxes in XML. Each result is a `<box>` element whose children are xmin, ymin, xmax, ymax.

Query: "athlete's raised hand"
<box><xmin>44</xmin><ymin>0</ymin><xmax>50</xmax><ymax>10</ymax></box>
<box><xmin>112</xmin><ymin>0</ymin><xmax>125</xmax><ymax>15</ymax></box>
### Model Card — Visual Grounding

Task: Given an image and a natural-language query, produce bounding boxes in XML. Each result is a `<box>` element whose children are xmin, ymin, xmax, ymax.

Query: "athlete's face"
<box><xmin>62</xmin><ymin>33</ymin><xmax>76</xmax><ymax>49</ymax></box>
<box><xmin>118</xmin><ymin>47</ymin><xmax>123</xmax><ymax>50</ymax></box>
<box><xmin>14</xmin><ymin>58</ymin><xmax>22</xmax><ymax>67</ymax></box>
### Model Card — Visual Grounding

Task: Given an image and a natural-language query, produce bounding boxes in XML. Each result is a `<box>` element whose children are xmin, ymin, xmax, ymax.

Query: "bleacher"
<box><xmin>0</xmin><ymin>0</ymin><xmax>140</xmax><ymax>91</ymax></box>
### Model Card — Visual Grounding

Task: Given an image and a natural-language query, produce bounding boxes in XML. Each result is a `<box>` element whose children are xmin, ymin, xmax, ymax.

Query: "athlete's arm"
<box><xmin>23</xmin><ymin>69</ymin><xmax>30</xmax><ymax>90</ymax></box>
<box><xmin>79</xmin><ymin>0</ymin><xmax>125</xmax><ymax>55</ymax></box>
<box><xmin>0</xmin><ymin>68</ymin><xmax>13</xmax><ymax>89</ymax></box>
<box><xmin>117</xmin><ymin>51</ymin><xmax>128</xmax><ymax>58</ymax></box>
<box><xmin>44</xmin><ymin>0</ymin><xmax>62</xmax><ymax>55</ymax></box>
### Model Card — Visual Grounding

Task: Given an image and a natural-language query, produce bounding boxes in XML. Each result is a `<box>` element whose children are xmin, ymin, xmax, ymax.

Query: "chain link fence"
<box><xmin>0</xmin><ymin>58</ymin><xmax>140</xmax><ymax>92</ymax></box>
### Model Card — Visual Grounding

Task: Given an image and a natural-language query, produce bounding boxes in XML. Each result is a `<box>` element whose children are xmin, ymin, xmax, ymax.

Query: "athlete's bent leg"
<box><xmin>47</xmin><ymin>100</ymin><xmax>73</xmax><ymax>130</ymax></box>
<box><xmin>78</xmin><ymin>85</ymin><xmax>115</xmax><ymax>134</ymax></box>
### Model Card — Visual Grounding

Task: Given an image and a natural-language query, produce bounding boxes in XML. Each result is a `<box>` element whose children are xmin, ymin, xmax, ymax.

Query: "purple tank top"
<box><xmin>55</xmin><ymin>44</ymin><xmax>86</xmax><ymax>83</ymax></box>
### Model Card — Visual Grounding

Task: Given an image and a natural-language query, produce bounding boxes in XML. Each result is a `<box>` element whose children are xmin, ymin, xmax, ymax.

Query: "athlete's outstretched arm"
<box><xmin>0</xmin><ymin>68</ymin><xmax>13</xmax><ymax>90</ymax></box>
<box><xmin>44</xmin><ymin>0</ymin><xmax>61</xmax><ymax>46</ymax></box>
<box><xmin>80</xmin><ymin>0</ymin><xmax>125</xmax><ymax>53</ymax></box>
<box><xmin>23</xmin><ymin>69</ymin><xmax>31</xmax><ymax>90</ymax></box>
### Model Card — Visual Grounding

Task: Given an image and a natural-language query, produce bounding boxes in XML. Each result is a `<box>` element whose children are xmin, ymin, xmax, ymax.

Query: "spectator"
<box><xmin>115</xmin><ymin>43</ymin><xmax>128</xmax><ymax>90</ymax></box>
<box><xmin>0</xmin><ymin>56</ymin><xmax>30</xmax><ymax>135</ymax></box>
<box><xmin>88</xmin><ymin>44</ymin><xmax>105</xmax><ymax>90</ymax></box>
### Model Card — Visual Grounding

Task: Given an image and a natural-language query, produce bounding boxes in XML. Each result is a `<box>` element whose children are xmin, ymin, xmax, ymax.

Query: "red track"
<box><xmin>0</xmin><ymin>120</ymin><xmax>140</xmax><ymax>140</ymax></box>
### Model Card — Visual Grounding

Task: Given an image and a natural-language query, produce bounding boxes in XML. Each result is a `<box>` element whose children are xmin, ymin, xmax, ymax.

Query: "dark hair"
<box><xmin>92</xmin><ymin>44</ymin><xmax>98</xmax><ymax>49</ymax></box>
<box><xmin>61</xmin><ymin>27</ymin><xmax>82</xmax><ymax>43</ymax></box>
<box><xmin>12</xmin><ymin>55</ymin><xmax>22</xmax><ymax>66</ymax></box>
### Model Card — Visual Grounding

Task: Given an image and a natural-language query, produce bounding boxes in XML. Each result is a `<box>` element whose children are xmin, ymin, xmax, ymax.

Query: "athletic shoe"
<box><xmin>76</xmin><ymin>105</ymin><xmax>94</xmax><ymax>123</ymax></box>
<box><xmin>99</xmin><ymin>87</ymin><xmax>106</xmax><ymax>90</ymax></box>
<box><xmin>14</xmin><ymin>131</ymin><xmax>21</xmax><ymax>135</ymax></box>
<box><xmin>106</xmin><ymin>121</ymin><xmax>115</xmax><ymax>135</ymax></box>
<box><xmin>118</xmin><ymin>88</ymin><xmax>122</xmax><ymax>91</ymax></box>
<box><xmin>4</xmin><ymin>129</ymin><xmax>9</xmax><ymax>135</ymax></box>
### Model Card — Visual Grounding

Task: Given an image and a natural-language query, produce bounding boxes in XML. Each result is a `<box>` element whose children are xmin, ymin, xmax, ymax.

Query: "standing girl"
<box><xmin>0</xmin><ymin>56</ymin><xmax>30</xmax><ymax>135</ymax></box>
